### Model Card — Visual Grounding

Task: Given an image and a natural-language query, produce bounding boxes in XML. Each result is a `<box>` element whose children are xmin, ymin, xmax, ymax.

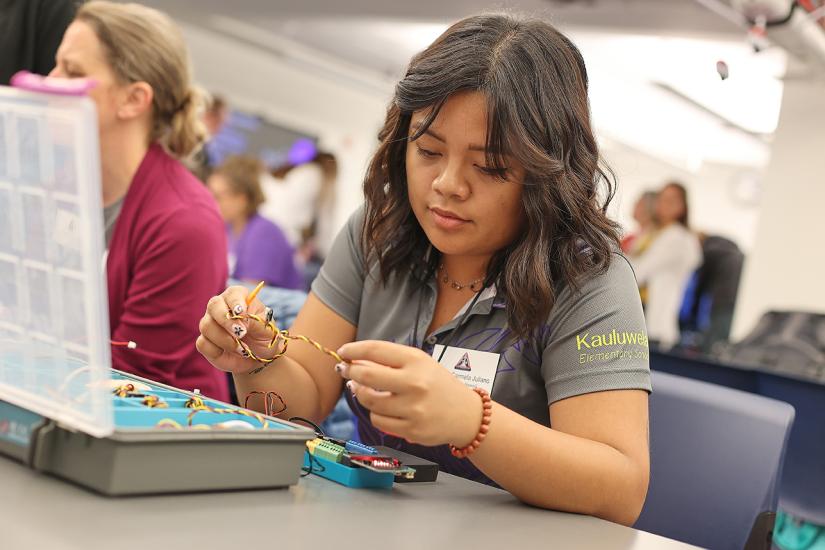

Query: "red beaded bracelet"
<box><xmin>449</xmin><ymin>387</ymin><xmax>492</xmax><ymax>459</ymax></box>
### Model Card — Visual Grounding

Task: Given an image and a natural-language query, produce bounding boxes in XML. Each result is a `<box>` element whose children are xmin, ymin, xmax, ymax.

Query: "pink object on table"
<box><xmin>10</xmin><ymin>70</ymin><xmax>97</xmax><ymax>96</ymax></box>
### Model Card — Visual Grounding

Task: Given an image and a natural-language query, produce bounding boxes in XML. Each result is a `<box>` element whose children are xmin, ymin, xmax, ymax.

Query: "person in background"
<box><xmin>189</xmin><ymin>93</ymin><xmax>229</xmax><ymax>182</ymax></box>
<box><xmin>260</xmin><ymin>142</ymin><xmax>337</xmax><ymax>252</ymax></box>
<box><xmin>622</xmin><ymin>190</ymin><xmax>659</xmax><ymax>309</ymax></box>
<box><xmin>50</xmin><ymin>1</ymin><xmax>229</xmax><ymax>400</ymax></box>
<box><xmin>0</xmin><ymin>0</ymin><xmax>76</xmax><ymax>84</ymax></box>
<box><xmin>208</xmin><ymin>155</ymin><xmax>303</xmax><ymax>290</ymax></box>
<box><xmin>630</xmin><ymin>181</ymin><xmax>701</xmax><ymax>349</ymax></box>
<box><xmin>621</xmin><ymin>190</ymin><xmax>658</xmax><ymax>256</ymax></box>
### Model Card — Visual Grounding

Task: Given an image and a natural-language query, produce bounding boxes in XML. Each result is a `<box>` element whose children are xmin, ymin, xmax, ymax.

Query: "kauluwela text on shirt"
<box><xmin>576</xmin><ymin>329</ymin><xmax>649</xmax><ymax>365</ymax></box>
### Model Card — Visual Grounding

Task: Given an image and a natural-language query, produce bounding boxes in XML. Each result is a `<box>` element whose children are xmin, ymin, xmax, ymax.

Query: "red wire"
<box><xmin>110</xmin><ymin>340</ymin><xmax>136</xmax><ymax>348</ymax></box>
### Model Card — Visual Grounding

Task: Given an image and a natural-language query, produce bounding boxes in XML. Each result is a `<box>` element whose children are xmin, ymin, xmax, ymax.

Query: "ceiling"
<box><xmin>136</xmin><ymin>0</ymin><xmax>791</xmax><ymax>168</ymax></box>
<box><xmin>144</xmin><ymin>0</ymin><xmax>745</xmax><ymax>78</ymax></box>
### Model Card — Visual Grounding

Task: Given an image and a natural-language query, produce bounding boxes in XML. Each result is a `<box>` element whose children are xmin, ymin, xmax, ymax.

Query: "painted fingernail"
<box><xmin>334</xmin><ymin>362</ymin><xmax>350</xmax><ymax>378</ymax></box>
<box><xmin>232</xmin><ymin>324</ymin><xmax>246</xmax><ymax>338</ymax></box>
<box><xmin>240</xmin><ymin>349</ymin><xmax>250</xmax><ymax>358</ymax></box>
<box><xmin>346</xmin><ymin>380</ymin><xmax>358</xmax><ymax>393</ymax></box>
<box><xmin>232</xmin><ymin>304</ymin><xmax>245</xmax><ymax>315</ymax></box>
<box><xmin>236</xmin><ymin>345</ymin><xmax>246</xmax><ymax>355</ymax></box>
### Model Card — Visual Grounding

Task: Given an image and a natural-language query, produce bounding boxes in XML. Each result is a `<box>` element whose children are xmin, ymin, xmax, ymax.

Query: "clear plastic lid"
<box><xmin>0</xmin><ymin>85</ymin><xmax>113</xmax><ymax>437</ymax></box>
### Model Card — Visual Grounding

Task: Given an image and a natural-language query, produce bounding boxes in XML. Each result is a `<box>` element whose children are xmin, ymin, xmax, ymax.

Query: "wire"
<box><xmin>288</xmin><ymin>416</ymin><xmax>324</xmax><ymax>436</ymax></box>
<box><xmin>110</xmin><ymin>340</ymin><xmax>137</xmax><ymax>349</ymax></box>
<box><xmin>141</xmin><ymin>395</ymin><xmax>167</xmax><ymax>408</ymax></box>
<box><xmin>244</xmin><ymin>391</ymin><xmax>287</xmax><ymax>416</ymax></box>
<box><xmin>188</xmin><ymin>404</ymin><xmax>269</xmax><ymax>429</ymax></box>
<box><xmin>301</xmin><ymin>449</ymin><xmax>326</xmax><ymax>477</ymax></box>
<box><xmin>156</xmin><ymin>419</ymin><xmax>183</xmax><ymax>429</ymax></box>
<box><xmin>226</xmin><ymin>311</ymin><xmax>344</xmax><ymax>374</ymax></box>
<box><xmin>112</xmin><ymin>383</ymin><xmax>137</xmax><ymax>397</ymax></box>
<box><xmin>184</xmin><ymin>395</ymin><xmax>206</xmax><ymax>409</ymax></box>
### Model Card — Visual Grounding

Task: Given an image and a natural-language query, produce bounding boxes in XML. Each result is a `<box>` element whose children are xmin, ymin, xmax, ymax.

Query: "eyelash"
<box><xmin>477</xmin><ymin>166</ymin><xmax>508</xmax><ymax>180</ymax></box>
<box><xmin>415</xmin><ymin>145</ymin><xmax>440</xmax><ymax>159</ymax></box>
<box><xmin>415</xmin><ymin>144</ymin><xmax>508</xmax><ymax>180</ymax></box>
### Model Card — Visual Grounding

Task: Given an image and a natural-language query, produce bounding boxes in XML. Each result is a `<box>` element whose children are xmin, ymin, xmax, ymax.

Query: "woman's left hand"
<box><xmin>336</xmin><ymin>341</ymin><xmax>483</xmax><ymax>447</ymax></box>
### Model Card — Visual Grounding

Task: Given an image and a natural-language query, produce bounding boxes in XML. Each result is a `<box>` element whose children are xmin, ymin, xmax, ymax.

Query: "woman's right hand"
<box><xmin>196</xmin><ymin>285</ymin><xmax>280</xmax><ymax>374</ymax></box>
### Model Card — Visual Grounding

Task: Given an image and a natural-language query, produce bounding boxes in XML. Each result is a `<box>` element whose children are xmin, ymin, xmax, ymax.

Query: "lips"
<box><xmin>429</xmin><ymin>206</ymin><xmax>470</xmax><ymax>230</ymax></box>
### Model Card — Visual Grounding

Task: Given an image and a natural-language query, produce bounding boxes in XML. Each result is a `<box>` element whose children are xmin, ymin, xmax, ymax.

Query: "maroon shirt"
<box><xmin>107</xmin><ymin>144</ymin><xmax>229</xmax><ymax>401</ymax></box>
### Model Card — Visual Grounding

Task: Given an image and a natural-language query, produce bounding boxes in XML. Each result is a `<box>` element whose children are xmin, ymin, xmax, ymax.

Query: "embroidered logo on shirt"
<box><xmin>453</xmin><ymin>352</ymin><xmax>472</xmax><ymax>372</ymax></box>
<box><xmin>575</xmin><ymin>329</ymin><xmax>649</xmax><ymax>350</ymax></box>
<box><xmin>575</xmin><ymin>329</ymin><xmax>649</xmax><ymax>364</ymax></box>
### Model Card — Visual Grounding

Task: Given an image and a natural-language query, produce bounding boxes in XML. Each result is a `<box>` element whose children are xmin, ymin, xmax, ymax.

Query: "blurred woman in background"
<box><xmin>622</xmin><ymin>190</ymin><xmax>658</xmax><ymax>256</ymax></box>
<box><xmin>50</xmin><ymin>1</ymin><xmax>229</xmax><ymax>399</ymax></box>
<box><xmin>630</xmin><ymin>181</ymin><xmax>701</xmax><ymax>348</ymax></box>
<box><xmin>208</xmin><ymin>155</ymin><xmax>303</xmax><ymax>290</ymax></box>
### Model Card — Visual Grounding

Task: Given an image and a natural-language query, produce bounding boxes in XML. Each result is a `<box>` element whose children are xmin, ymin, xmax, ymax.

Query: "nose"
<box><xmin>431</xmin><ymin>159</ymin><xmax>470</xmax><ymax>200</ymax></box>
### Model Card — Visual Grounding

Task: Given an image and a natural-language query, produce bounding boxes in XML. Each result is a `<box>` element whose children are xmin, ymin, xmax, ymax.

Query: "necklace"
<box><xmin>438</xmin><ymin>264</ymin><xmax>484</xmax><ymax>292</ymax></box>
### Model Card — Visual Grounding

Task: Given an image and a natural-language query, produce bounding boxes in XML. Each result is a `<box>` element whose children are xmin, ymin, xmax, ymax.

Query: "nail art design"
<box><xmin>334</xmin><ymin>362</ymin><xmax>350</xmax><ymax>378</ymax></box>
<box><xmin>232</xmin><ymin>324</ymin><xmax>246</xmax><ymax>338</ymax></box>
<box><xmin>240</xmin><ymin>348</ymin><xmax>250</xmax><ymax>358</ymax></box>
<box><xmin>233</xmin><ymin>304</ymin><xmax>245</xmax><ymax>315</ymax></box>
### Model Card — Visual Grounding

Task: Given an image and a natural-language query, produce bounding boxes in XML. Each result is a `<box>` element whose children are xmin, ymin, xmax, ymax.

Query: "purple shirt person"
<box><xmin>227</xmin><ymin>213</ymin><xmax>303</xmax><ymax>289</ymax></box>
<box><xmin>208</xmin><ymin>156</ymin><xmax>304</xmax><ymax>290</ymax></box>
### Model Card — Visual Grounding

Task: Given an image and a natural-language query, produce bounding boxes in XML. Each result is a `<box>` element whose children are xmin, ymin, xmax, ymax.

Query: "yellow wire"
<box><xmin>227</xmin><ymin>311</ymin><xmax>344</xmax><ymax>374</ymax></box>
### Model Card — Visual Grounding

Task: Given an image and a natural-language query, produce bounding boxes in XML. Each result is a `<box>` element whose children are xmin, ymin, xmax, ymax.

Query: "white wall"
<box><xmin>603</xmin><ymin>138</ymin><xmax>763</xmax><ymax>252</ymax></box>
<box><xmin>179</xmin><ymin>23</ymin><xmax>390</xmax><ymax>242</ymax></box>
<box><xmin>180</xmin><ymin>23</ymin><xmax>767</xmax><ymax>262</ymax></box>
<box><xmin>732</xmin><ymin>79</ymin><xmax>825</xmax><ymax>338</ymax></box>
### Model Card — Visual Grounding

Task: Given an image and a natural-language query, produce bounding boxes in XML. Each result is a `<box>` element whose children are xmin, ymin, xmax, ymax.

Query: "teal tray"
<box><xmin>0</xmin><ymin>370</ymin><xmax>315</xmax><ymax>495</ymax></box>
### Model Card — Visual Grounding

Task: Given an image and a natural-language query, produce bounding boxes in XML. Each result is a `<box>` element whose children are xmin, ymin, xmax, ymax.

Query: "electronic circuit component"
<box><xmin>394</xmin><ymin>466</ymin><xmax>416</xmax><ymax>480</ymax></box>
<box><xmin>346</xmin><ymin>454</ymin><xmax>403</xmax><ymax>474</ymax></box>
<box><xmin>141</xmin><ymin>395</ymin><xmax>167</xmax><ymax>408</ymax></box>
<box><xmin>306</xmin><ymin>438</ymin><xmax>321</xmax><ymax>455</ymax></box>
<box><xmin>307</xmin><ymin>438</ymin><xmax>345</xmax><ymax>463</ymax></box>
<box><xmin>374</xmin><ymin>446</ymin><xmax>439</xmax><ymax>483</ymax></box>
<box><xmin>344</xmin><ymin>440</ymin><xmax>378</xmax><ymax>455</ymax></box>
<box><xmin>321</xmin><ymin>435</ymin><xmax>347</xmax><ymax>447</ymax></box>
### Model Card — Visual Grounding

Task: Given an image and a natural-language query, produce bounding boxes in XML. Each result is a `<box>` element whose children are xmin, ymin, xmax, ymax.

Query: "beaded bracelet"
<box><xmin>449</xmin><ymin>387</ymin><xmax>492</xmax><ymax>458</ymax></box>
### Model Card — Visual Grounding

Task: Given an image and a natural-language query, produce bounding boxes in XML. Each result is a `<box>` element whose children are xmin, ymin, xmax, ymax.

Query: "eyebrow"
<box><xmin>410</xmin><ymin>122</ymin><xmax>489</xmax><ymax>153</ymax></box>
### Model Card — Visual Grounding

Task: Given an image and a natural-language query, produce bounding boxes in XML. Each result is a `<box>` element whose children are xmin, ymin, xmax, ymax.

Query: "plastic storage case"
<box><xmin>5</xmin><ymin>370</ymin><xmax>314</xmax><ymax>495</ymax></box>
<box><xmin>0</xmin><ymin>83</ymin><xmax>314</xmax><ymax>495</ymax></box>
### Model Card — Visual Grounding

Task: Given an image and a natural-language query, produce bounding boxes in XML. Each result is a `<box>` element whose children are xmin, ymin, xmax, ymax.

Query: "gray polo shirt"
<box><xmin>312</xmin><ymin>208</ymin><xmax>651</xmax><ymax>482</ymax></box>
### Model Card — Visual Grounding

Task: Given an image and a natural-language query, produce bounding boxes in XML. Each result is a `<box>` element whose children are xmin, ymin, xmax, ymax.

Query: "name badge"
<box><xmin>432</xmin><ymin>345</ymin><xmax>499</xmax><ymax>394</ymax></box>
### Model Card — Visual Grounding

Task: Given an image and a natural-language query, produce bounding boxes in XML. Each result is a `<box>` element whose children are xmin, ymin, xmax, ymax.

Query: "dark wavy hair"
<box><xmin>362</xmin><ymin>14</ymin><xmax>621</xmax><ymax>340</ymax></box>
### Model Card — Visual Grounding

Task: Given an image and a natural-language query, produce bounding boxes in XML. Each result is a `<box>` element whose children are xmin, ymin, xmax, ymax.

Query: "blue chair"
<box><xmin>757</xmin><ymin>373</ymin><xmax>825</xmax><ymax>526</ymax></box>
<box><xmin>636</xmin><ymin>371</ymin><xmax>795</xmax><ymax>550</ymax></box>
<box><xmin>651</xmin><ymin>350</ymin><xmax>825</xmax><ymax>530</ymax></box>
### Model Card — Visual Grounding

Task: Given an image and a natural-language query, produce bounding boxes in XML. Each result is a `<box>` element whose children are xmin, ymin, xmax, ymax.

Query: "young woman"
<box><xmin>208</xmin><ymin>155</ymin><xmax>303</xmax><ymax>290</ymax></box>
<box><xmin>197</xmin><ymin>15</ymin><xmax>651</xmax><ymax>524</ymax></box>
<box><xmin>631</xmin><ymin>182</ymin><xmax>702</xmax><ymax>348</ymax></box>
<box><xmin>51</xmin><ymin>1</ymin><xmax>229</xmax><ymax>400</ymax></box>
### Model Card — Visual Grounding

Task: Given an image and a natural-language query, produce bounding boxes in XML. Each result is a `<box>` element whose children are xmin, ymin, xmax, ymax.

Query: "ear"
<box><xmin>116</xmin><ymin>81</ymin><xmax>153</xmax><ymax>122</ymax></box>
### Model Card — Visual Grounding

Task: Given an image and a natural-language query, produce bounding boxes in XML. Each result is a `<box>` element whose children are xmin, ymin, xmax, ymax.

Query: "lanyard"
<box><xmin>412</xmin><ymin>278</ymin><xmax>489</xmax><ymax>363</ymax></box>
